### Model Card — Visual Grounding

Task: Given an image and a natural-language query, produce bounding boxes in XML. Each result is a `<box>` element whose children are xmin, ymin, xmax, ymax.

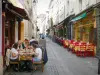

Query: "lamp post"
<box><xmin>33</xmin><ymin>0</ymin><xmax>36</xmax><ymax>6</ymax></box>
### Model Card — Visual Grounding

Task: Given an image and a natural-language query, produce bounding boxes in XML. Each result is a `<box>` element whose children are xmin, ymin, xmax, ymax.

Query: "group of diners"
<box><xmin>9</xmin><ymin>37</ymin><xmax>43</xmax><ymax>72</ymax></box>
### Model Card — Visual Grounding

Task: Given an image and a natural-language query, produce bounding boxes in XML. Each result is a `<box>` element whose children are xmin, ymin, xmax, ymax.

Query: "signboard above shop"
<box><xmin>71</xmin><ymin>12</ymin><xmax>87</xmax><ymax>22</ymax></box>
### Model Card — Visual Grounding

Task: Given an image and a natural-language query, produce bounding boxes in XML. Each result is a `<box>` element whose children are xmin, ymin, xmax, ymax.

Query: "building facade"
<box><xmin>37</xmin><ymin>14</ymin><xmax>46</xmax><ymax>34</ymax></box>
<box><xmin>49</xmin><ymin>0</ymin><xmax>100</xmax><ymax>27</ymax></box>
<box><xmin>49</xmin><ymin>0</ymin><xmax>100</xmax><ymax>56</ymax></box>
<box><xmin>1</xmin><ymin>0</ymin><xmax>37</xmax><ymax>74</ymax></box>
<box><xmin>19</xmin><ymin>0</ymin><xmax>38</xmax><ymax>40</ymax></box>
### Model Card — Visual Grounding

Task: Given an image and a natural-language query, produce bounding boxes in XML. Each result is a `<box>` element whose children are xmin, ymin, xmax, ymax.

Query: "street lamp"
<box><xmin>33</xmin><ymin>0</ymin><xmax>36</xmax><ymax>6</ymax></box>
<box><xmin>33</xmin><ymin>0</ymin><xmax>36</xmax><ymax>3</ymax></box>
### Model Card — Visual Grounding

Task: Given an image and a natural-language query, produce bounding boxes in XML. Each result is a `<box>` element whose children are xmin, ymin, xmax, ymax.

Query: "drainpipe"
<box><xmin>0</xmin><ymin>0</ymin><xmax>3</xmax><ymax>74</ymax></box>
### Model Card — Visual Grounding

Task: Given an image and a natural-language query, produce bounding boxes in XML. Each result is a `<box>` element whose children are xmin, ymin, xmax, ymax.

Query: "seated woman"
<box><xmin>32</xmin><ymin>44</ymin><xmax>42</xmax><ymax>62</ymax></box>
<box><xmin>18</xmin><ymin>40</ymin><xmax>25</xmax><ymax>50</ymax></box>
<box><xmin>10</xmin><ymin>43</ymin><xmax>19</xmax><ymax>71</ymax></box>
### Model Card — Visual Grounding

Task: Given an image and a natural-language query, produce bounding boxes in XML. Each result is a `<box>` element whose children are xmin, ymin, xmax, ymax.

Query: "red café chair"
<box><xmin>72</xmin><ymin>42</ymin><xmax>79</xmax><ymax>53</ymax></box>
<box><xmin>75</xmin><ymin>42</ymin><xmax>80</xmax><ymax>56</ymax></box>
<box><xmin>63</xmin><ymin>40</ymin><xmax>68</xmax><ymax>48</ymax></box>
<box><xmin>69</xmin><ymin>40</ymin><xmax>74</xmax><ymax>51</ymax></box>
<box><xmin>76</xmin><ymin>42</ymin><xmax>87</xmax><ymax>57</ymax></box>
<box><xmin>79</xmin><ymin>44</ymin><xmax>87</xmax><ymax>57</ymax></box>
<box><xmin>65</xmin><ymin>40</ymin><xmax>70</xmax><ymax>51</ymax></box>
<box><xmin>81</xmin><ymin>42</ymin><xmax>86</xmax><ymax>45</ymax></box>
<box><xmin>63</xmin><ymin>40</ymin><xmax>66</xmax><ymax>48</ymax></box>
<box><xmin>86</xmin><ymin>44</ymin><xmax>95</xmax><ymax>56</ymax></box>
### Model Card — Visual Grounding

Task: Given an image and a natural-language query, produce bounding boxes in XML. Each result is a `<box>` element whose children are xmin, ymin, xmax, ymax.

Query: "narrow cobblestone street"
<box><xmin>5</xmin><ymin>38</ymin><xmax>98</xmax><ymax>75</ymax></box>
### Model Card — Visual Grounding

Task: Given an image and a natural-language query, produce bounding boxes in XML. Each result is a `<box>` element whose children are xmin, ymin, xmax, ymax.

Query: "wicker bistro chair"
<box><xmin>9</xmin><ymin>56</ymin><xmax>20</xmax><ymax>72</ymax></box>
<box><xmin>5</xmin><ymin>49</ymin><xmax>20</xmax><ymax>75</ymax></box>
<box><xmin>32</xmin><ymin>60</ymin><xmax>44</xmax><ymax>72</ymax></box>
<box><xmin>32</xmin><ymin>47</ymin><xmax>45</xmax><ymax>72</ymax></box>
<box><xmin>6</xmin><ymin>49</ymin><xmax>19</xmax><ymax>70</ymax></box>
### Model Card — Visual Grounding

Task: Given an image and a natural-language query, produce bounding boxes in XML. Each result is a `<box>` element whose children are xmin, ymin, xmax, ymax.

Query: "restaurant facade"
<box><xmin>1</xmin><ymin>0</ymin><xmax>29</xmax><ymax>74</ymax></box>
<box><xmin>71</xmin><ymin>3</ymin><xmax>100</xmax><ymax>56</ymax></box>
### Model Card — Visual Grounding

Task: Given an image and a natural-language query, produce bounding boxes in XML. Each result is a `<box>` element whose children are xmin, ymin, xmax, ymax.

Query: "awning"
<box><xmin>71</xmin><ymin>12</ymin><xmax>87</xmax><ymax>22</ymax></box>
<box><xmin>6</xmin><ymin>0</ymin><xmax>29</xmax><ymax>20</ymax></box>
<box><xmin>8</xmin><ymin>0</ymin><xmax>23</xmax><ymax>9</ymax></box>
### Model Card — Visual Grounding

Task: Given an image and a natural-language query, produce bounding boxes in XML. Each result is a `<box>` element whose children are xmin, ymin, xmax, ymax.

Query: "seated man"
<box><xmin>32</xmin><ymin>44</ymin><xmax>42</xmax><ymax>62</ymax></box>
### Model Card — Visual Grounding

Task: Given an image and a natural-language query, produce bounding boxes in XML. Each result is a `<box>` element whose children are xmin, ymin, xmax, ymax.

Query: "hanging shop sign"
<box><xmin>71</xmin><ymin>12</ymin><xmax>87</xmax><ymax>22</ymax></box>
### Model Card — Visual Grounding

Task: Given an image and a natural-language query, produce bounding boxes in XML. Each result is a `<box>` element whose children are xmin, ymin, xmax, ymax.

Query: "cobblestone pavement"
<box><xmin>5</xmin><ymin>38</ymin><xmax>98</xmax><ymax>75</ymax></box>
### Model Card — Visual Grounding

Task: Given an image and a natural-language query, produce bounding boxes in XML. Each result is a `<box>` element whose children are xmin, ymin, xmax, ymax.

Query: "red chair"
<box><xmin>77</xmin><ymin>44</ymin><xmax>87</xmax><ymax>57</ymax></box>
<box><xmin>63</xmin><ymin>40</ymin><xmax>68</xmax><ymax>48</ymax></box>
<box><xmin>81</xmin><ymin>42</ymin><xmax>86</xmax><ymax>45</ymax></box>
<box><xmin>69</xmin><ymin>40</ymin><xmax>74</xmax><ymax>51</ymax></box>
<box><xmin>72</xmin><ymin>42</ymin><xmax>79</xmax><ymax>53</ymax></box>
<box><xmin>86</xmin><ymin>44</ymin><xmax>95</xmax><ymax>57</ymax></box>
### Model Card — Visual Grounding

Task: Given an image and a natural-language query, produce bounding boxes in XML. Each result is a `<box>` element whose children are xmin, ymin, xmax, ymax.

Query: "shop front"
<box><xmin>52</xmin><ymin>21</ymin><xmax>65</xmax><ymax>45</ymax></box>
<box><xmin>64</xmin><ymin>15</ymin><xmax>74</xmax><ymax>40</ymax></box>
<box><xmin>70</xmin><ymin>6</ymin><xmax>97</xmax><ymax>56</ymax></box>
<box><xmin>72</xmin><ymin>10</ymin><xmax>96</xmax><ymax>44</ymax></box>
<box><xmin>2</xmin><ymin>0</ymin><xmax>29</xmax><ymax>73</ymax></box>
<box><xmin>4</xmin><ymin>2</ymin><xmax>29</xmax><ymax>47</ymax></box>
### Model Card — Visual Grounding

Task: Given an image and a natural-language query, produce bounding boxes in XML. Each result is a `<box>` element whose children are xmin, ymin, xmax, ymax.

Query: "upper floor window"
<box><xmin>79</xmin><ymin>0</ymin><xmax>82</xmax><ymax>11</ymax></box>
<box><xmin>67</xmin><ymin>0</ymin><xmax>69</xmax><ymax>4</ymax></box>
<box><xmin>86</xmin><ymin>0</ymin><xmax>89</xmax><ymax>7</ymax></box>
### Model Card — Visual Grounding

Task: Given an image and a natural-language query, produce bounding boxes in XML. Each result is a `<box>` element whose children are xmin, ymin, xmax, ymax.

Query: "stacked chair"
<box><xmin>86</xmin><ymin>44</ymin><xmax>95</xmax><ymax>56</ymax></box>
<box><xmin>63</xmin><ymin>39</ymin><xmax>96</xmax><ymax>57</ymax></box>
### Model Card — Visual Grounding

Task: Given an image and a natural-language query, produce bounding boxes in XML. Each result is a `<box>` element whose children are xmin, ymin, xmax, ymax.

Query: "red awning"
<box><xmin>6</xmin><ymin>3</ymin><xmax>29</xmax><ymax>20</ymax></box>
<box><xmin>13</xmin><ymin>6</ymin><xmax>29</xmax><ymax>20</ymax></box>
